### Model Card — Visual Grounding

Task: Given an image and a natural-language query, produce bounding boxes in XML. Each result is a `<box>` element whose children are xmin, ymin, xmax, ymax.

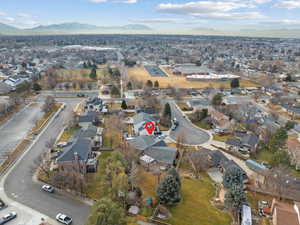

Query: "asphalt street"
<box><xmin>0</xmin><ymin>103</ymin><xmax>43</xmax><ymax>163</ymax></box>
<box><xmin>4</xmin><ymin>98</ymin><xmax>91</xmax><ymax>225</ymax></box>
<box><xmin>169</xmin><ymin>101</ymin><xmax>211</xmax><ymax>145</ymax></box>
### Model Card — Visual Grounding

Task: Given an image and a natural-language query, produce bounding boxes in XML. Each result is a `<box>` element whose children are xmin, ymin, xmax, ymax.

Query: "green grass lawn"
<box><xmin>213</xmin><ymin>134</ymin><xmax>233</xmax><ymax>142</ymax></box>
<box><xmin>58</xmin><ymin>126</ymin><xmax>80</xmax><ymax>142</ymax></box>
<box><xmin>138</xmin><ymin>169</ymin><xmax>231</xmax><ymax>225</ymax></box>
<box><xmin>187</xmin><ymin>114</ymin><xmax>211</xmax><ymax>130</ymax></box>
<box><xmin>165</xmin><ymin>175</ymin><xmax>232</xmax><ymax>225</ymax></box>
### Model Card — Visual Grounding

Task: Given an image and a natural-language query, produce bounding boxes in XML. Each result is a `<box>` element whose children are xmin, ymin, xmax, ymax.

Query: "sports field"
<box><xmin>128</xmin><ymin>66</ymin><xmax>259</xmax><ymax>89</ymax></box>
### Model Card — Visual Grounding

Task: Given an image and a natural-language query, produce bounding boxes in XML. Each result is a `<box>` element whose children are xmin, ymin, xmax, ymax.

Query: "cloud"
<box><xmin>156</xmin><ymin>1</ymin><xmax>267</xmax><ymax>20</ymax></box>
<box><xmin>263</xmin><ymin>19</ymin><xmax>300</xmax><ymax>25</ymax></box>
<box><xmin>88</xmin><ymin>0</ymin><xmax>107</xmax><ymax>2</ymax></box>
<box><xmin>252</xmin><ymin>0</ymin><xmax>273</xmax><ymax>3</ymax></box>
<box><xmin>192</xmin><ymin>11</ymin><xmax>266</xmax><ymax>20</ymax></box>
<box><xmin>274</xmin><ymin>0</ymin><xmax>300</xmax><ymax>9</ymax></box>
<box><xmin>130</xmin><ymin>18</ymin><xmax>183</xmax><ymax>23</ymax></box>
<box><xmin>17</xmin><ymin>13</ymin><xmax>33</xmax><ymax>18</ymax></box>
<box><xmin>157</xmin><ymin>1</ymin><xmax>256</xmax><ymax>15</ymax></box>
<box><xmin>0</xmin><ymin>12</ymin><xmax>6</xmax><ymax>17</ymax></box>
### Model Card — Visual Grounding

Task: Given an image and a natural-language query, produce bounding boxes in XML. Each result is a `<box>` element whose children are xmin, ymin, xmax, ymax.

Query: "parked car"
<box><xmin>258</xmin><ymin>208</ymin><xmax>266</xmax><ymax>217</ymax></box>
<box><xmin>42</xmin><ymin>184</ymin><xmax>54</xmax><ymax>193</ymax></box>
<box><xmin>56</xmin><ymin>142</ymin><xmax>68</xmax><ymax>148</ymax></box>
<box><xmin>0</xmin><ymin>212</ymin><xmax>17</xmax><ymax>225</ymax></box>
<box><xmin>56</xmin><ymin>213</ymin><xmax>72</xmax><ymax>225</ymax></box>
<box><xmin>77</xmin><ymin>93</ymin><xmax>85</xmax><ymax>97</ymax></box>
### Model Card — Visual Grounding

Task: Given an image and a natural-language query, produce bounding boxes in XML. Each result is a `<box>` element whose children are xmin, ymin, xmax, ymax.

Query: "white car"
<box><xmin>42</xmin><ymin>184</ymin><xmax>54</xmax><ymax>193</ymax></box>
<box><xmin>56</xmin><ymin>213</ymin><xmax>72</xmax><ymax>225</ymax></box>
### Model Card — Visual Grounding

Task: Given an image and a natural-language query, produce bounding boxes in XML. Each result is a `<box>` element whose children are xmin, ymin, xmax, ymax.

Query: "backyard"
<box><xmin>138</xmin><ymin>168</ymin><xmax>232</xmax><ymax>225</ymax></box>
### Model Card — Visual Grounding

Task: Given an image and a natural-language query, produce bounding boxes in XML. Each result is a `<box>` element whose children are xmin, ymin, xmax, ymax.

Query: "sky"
<box><xmin>1</xmin><ymin>0</ymin><xmax>300</xmax><ymax>31</ymax></box>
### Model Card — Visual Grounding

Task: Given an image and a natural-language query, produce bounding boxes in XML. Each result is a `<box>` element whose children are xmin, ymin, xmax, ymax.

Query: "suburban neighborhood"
<box><xmin>0</xmin><ymin>9</ymin><xmax>300</xmax><ymax>225</ymax></box>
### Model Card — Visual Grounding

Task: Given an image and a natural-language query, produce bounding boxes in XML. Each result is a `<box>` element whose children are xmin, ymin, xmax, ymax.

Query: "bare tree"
<box><xmin>42</xmin><ymin>96</ymin><xmax>55</xmax><ymax>113</ymax></box>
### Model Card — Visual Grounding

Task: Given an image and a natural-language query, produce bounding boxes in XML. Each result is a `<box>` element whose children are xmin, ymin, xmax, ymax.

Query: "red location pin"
<box><xmin>145</xmin><ymin>121</ymin><xmax>155</xmax><ymax>135</ymax></box>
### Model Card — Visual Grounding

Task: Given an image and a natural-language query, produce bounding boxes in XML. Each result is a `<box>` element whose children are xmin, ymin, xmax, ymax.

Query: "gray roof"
<box><xmin>174</xmin><ymin>65</ymin><xmax>212</xmax><ymax>74</ymax></box>
<box><xmin>226</xmin><ymin>138</ymin><xmax>241</xmax><ymax>147</ymax></box>
<box><xmin>144</xmin><ymin>146</ymin><xmax>177</xmax><ymax>164</ymax></box>
<box><xmin>78</xmin><ymin>111</ymin><xmax>97</xmax><ymax>123</ymax></box>
<box><xmin>128</xmin><ymin>135</ymin><xmax>166</xmax><ymax>151</ymax></box>
<box><xmin>224</xmin><ymin>96</ymin><xmax>252</xmax><ymax>105</ymax></box>
<box><xmin>57</xmin><ymin>136</ymin><xmax>92</xmax><ymax>162</ymax></box>
<box><xmin>132</xmin><ymin>112</ymin><xmax>153</xmax><ymax>125</ymax></box>
<box><xmin>241</xmin><ymin>133</ymin><xmax>259</xmax><ymax>147</ymax></box>
<box><xmin>81</xmin><ymin>125</ymin><xmax>97</xmax><ymax>138</ymax></box>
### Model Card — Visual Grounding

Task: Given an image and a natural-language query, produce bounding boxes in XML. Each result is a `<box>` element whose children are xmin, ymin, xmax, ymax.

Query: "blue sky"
<box><xmin>1</xmin><ymin>0</ymin><xmax>300</xmax><ymax>30</ymax></box>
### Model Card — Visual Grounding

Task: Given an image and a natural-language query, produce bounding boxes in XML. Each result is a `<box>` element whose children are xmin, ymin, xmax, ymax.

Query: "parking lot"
<box><xmin>144</xmin><ymin>65</ymin><xmax>168</xmax><ymax>77</ymax></box>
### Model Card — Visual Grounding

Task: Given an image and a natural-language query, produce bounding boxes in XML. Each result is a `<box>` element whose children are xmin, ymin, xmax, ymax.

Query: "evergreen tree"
<box><xmin>230</xmin><ymin>78</ymin><xmax>240</xmax><ymax>88</ymax></box>
<box><xmin>89</xmin><ymin>67</ymin><xmax>97</xmax><ymax>80</ymax></box>
<box><xmin>163</xmin><ymin>103</ymin><xmax>171</xmax><ymax>118</ymax></box>
<box><xmin>167</xmin><ymin>167</ymin><xmax>181</xmax><ymax>187</ymax></box>
<box><xmin>154</xmin><ymin>80</ymin><xmax>159</xmax><ymax>88</ymax></box>
<box><xmin>127</xmin><ymin>81</ymin><xmax>132</xmax><ymax>90</ymax></box>
<box><xmin>224</xmin><ymin>185</ymin><xmax>246</xmax><ymax>212</ymax></box>
<box><xmin>157</xmin><ymin>175</ymin><xmax>181</xmax><ymax>205</ymax></box>
<box><xmin>121</xmin><ymin>100</ymin><xmax>127</xmax><ymax>110</ymax></box>
<box><xmin>223</xmin><ymin>166</ymin><xmax>245</xmax><ymax>189</ymax></box>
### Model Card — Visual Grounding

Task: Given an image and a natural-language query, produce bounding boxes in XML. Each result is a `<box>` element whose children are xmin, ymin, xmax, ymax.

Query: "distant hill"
<box><xmin>28</xmin><ymin>22</ymin><xmax>100</xmax><ymax>32</ymax></box>
<box><xmin>25</xmin><ymin>22</ymin><xmax>152</xmax><ymax>34</ymax></box>
<box><xmin>0</xmin><ymin>23</ymin><xmax>20</xmax><ymax>33</ymax></box>
<box><xmin>0</xmin><ymin>22</ymin><xmax>152</xmax><ymax>35</ymax></box>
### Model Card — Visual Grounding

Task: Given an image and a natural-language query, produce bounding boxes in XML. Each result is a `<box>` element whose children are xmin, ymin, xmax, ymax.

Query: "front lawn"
<box><xmin>165</xmin><ymin>175</ymin><xmax>232</xmax><ymax>225</ymax></box>
<box><xmin>58</xmin><ymin>126</ymin><xmax>80</xmax><ymax>142</ymax></box>
<box><xmin>213</xmin><ymin>134</ymin><xmax>233</xmax><ymax>142</ymax></box>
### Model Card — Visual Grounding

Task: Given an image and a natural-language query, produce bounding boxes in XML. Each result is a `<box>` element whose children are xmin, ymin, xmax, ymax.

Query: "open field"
<box><xmin>55</xmin><ymin>68</ymin><xmax>107</xmax><ymax>81</ymax></box>
<box><xmin>128</xmin><ymin>66</ymin><xmax>260</xmax><ymax>89</ymax></box>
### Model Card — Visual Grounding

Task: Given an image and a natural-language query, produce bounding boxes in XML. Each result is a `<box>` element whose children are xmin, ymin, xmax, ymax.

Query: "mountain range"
<box><xmin>0</xmin><ymin>22</ymin><xmax>152</xmax><ymax>35</ymax></box>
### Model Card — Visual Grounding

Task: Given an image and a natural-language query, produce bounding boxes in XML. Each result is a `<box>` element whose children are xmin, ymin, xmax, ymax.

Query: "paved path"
<box><xmin>169</xmin><ymin>101</ymin><xmax>211</xmax><ymax>146</ymax></box>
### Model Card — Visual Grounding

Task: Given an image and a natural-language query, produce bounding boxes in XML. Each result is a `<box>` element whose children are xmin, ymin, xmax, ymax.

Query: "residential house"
<box><xmin>226</xmin><ymin>132</ymin><xmax>259</xmax><ymax>154</ymax></box>
<box><xmin>271</xmin><ymin>199</ymin><xmax>300</xmax><ymax>225</ymax></box>
<box><xmin>209</xmin><ymin>110</ymin><xmax>231</xmax><ymax>130</ymax></box>
<box><xmin>85</xmin><ymin>97</ymin><xmax>102</xmax><ymax>112</ymax></box>
<box><xmin>78</xmin><ymin>111</ymin><xmax>99</xmax><ymax>129</ymax></box>
<box><xmin>128</xmin><ymin>135</ymin><xmax>178</xmax><ymax>167</ymax></box>
<box><xmin>223</xmin><ymin>95</ymin><xmax>253</xmax><ymax>105</ymax></box>
<box><xmin>283</xmin><ymin>105</ymin><xmax>300</xmax><ymax>119</ymax></box>
<box><xmin>56</xmin><ymin>131</ymin><xmax>98</xmax><ymax>175</ymax></box>
<box><xmin>132</xmin><ymin>112</ymin><xmax>154</xmax><ymax>136</ymax></box>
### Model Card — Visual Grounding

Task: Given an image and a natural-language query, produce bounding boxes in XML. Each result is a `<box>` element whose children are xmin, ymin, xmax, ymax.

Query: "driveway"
<box><xmin>3</xmin><ymin>98</ymin><xmax>91</xmax><ymax>225</ymax></box>
<box><xmin>169</xmin><ymin>101</ymin><xmax>211</xmax><ymax>146</ymax></box>
<box><xmin>0</xmin><ymin>103</ymin><xmax>43</xmax><ymax>164</ymax></box>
